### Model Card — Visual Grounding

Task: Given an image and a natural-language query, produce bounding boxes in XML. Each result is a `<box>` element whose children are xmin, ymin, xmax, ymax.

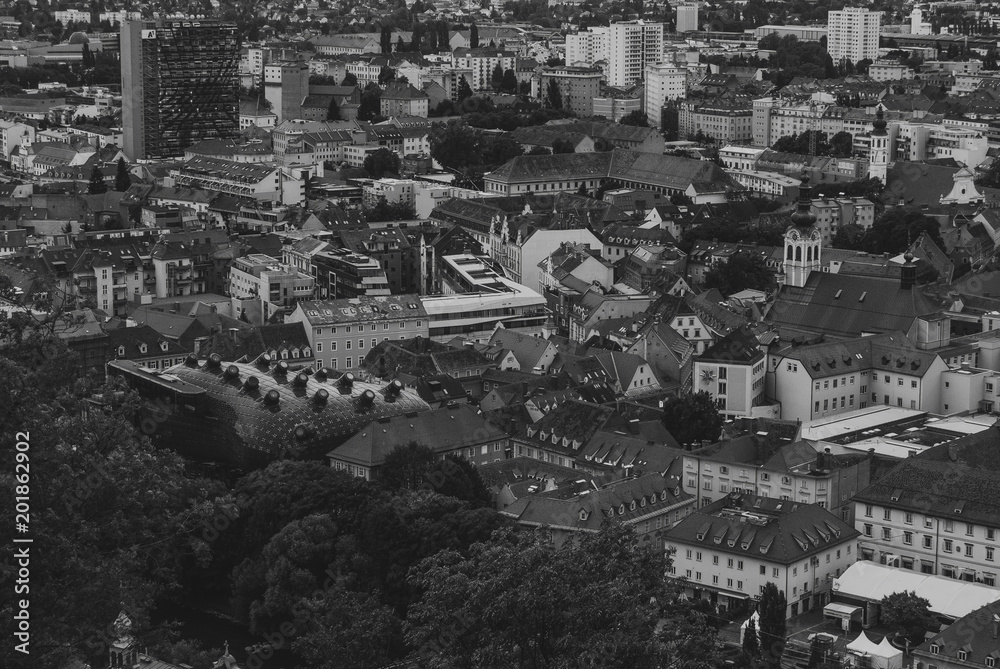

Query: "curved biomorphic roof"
<box><xmin>156</xmin><ymin>356</ymin><xmax>431</xmax><ymax>466</ymax></box>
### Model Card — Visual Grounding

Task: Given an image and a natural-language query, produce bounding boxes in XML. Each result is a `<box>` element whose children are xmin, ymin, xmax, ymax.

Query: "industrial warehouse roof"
<box><xmin>114</xmin><ymin>357</ymin><xmax>431</xmax><ymax>466</ymax></box>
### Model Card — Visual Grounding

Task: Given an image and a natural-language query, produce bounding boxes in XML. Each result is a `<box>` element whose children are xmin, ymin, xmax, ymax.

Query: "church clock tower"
<box><xmin>783</xmin><ymin>174</ymin><xmax>821</xmax><ymax>288</ymax></box>
<box><xmin>869</xmin><ymin>106</ymin><xmax>889</xmax><ymax>184</ymax></box>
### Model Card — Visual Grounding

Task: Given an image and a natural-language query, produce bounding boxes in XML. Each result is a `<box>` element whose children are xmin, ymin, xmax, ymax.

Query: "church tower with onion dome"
<box><xmin>783</xmin><ymin>174</ymin><xmax>822</xmax><ymax>288</ymax></box>
<box><xmin>869</xmin><ymin>106</ymin><xmax>889</xmax><ymax>185</ymax></box>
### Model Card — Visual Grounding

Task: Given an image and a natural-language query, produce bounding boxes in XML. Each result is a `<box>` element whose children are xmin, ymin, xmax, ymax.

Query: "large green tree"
<box><xmin>861</xmin><ymin>209</ymin><xmax>944</xmax><ymax>255</ymax></box>
<box><xmin>758</xmin><ymin>582</ymin><xmax>787</xmax><ymax>669</ymax></box>
<box><xmin>456</xmin><ymin>75</ymin><xmax>473</xmax><ymax>101</ymax></box>
<box><xmin>363</xmin><ymin>147</ymin><xmax>400</xmax><ymax>179</ymax></box>
<box><xmin>704</xmin><ymin>253</ymin><xmax>773</xmax><ymax>295</ymax></box>
<box><xmin>406</xmin><ymin>524</ymin><xmax>713</xmax><ymax>668</ymax></box>
<box><xmin>0</xmin><ymin>352</ymin><xmax>229</xmax><ymax>669</ymax></box>
<box><xmin>619</xmin><ymin>110</ymin><xmax>649</xmax><ymax>127</ymax></box>
<box><xmin>87</xmin><ymin>164</ymin><xmax>107</xmax><ymax>194</ymax></box>
<box><xmin>880</xmin><ymin>591</ymin><xmax>938</xmax><ymax>645</ymax></box>
<box><xmin>661</xmin><ymin>391</ymin><xmax>723</xmax><ymax>448</ymax></box>
<box><xmin>114</xmin><ymin>157</ymin><xmax>130</xmax><ymax>191</ymax></box>
<box><xmin>545</xmin><ymin>79</ymin><xmax>562</xmax><ymax>109</ymax></box>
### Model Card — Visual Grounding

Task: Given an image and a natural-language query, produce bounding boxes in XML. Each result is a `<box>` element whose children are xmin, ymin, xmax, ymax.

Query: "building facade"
<box><xmin>121</xmin><ymin>19</ymin><xmax>240</xmax><ymax>160</ymax></box>
<box><xmin>827</xmin><ymin>7</ymin><xmax>881</xmax><ymax>64</ymax></box>
<box><xmin>666</xmin><ymin>493</ymin><xmax>861</xmax><ymax>618</ymax></box>
<box><xmin>288</xmin><ymin>295</ymin><xmax>429</xmax><ymax>371</ymax></box>
<box><xmin>607</xmin><ymin>21</ymin><xmax>664</xmax><ymax>87</ymax></box>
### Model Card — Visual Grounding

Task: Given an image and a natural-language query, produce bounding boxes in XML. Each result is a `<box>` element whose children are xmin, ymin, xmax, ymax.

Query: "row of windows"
<box><xmin>314</xmin><ymin>322</ymin><xmax>415</xmax><ymax>335</ymax></box>
<box><xmin>863</xmin><ymin>506</ymin><xmax>999</xmax><ymax>539</ymax></box>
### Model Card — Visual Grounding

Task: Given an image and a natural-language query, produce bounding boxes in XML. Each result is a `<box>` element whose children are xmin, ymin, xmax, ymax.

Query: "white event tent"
<box><xmin>846</xmin><ymin>631</ymin><xmax>903</xmax><ymax>669</ymax></box>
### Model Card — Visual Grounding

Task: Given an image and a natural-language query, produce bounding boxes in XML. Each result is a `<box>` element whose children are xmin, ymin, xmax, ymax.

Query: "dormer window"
<box><xmin>579</xmin><ymin>510</ymin><xmax>589</xmax><ymax>521</ymax></box>
<box><xmin>139</xmin><ymin>343</ymin><xmax>147</xmax><ymax>354</ymax></box>
<box><xmin>640</xmin><ymin>498</ymin><xmax>646</xmax><ymax>507</ymax></box>
<box><xmin>958</xmin><ymin>651</ymin><xmax>967</xmax><ymax>662</ymax></box>
<box><xmin>160</xmin><ymin>341</ymin><xmax>168</xmax><ymax>352</ymax></box>
<box><xmin>292</xmin><ymin>349</ymin><xmax>299</xmax><ymax>358</ymax></box>
<box><xmin>660</xmin><ymin>491</ymin><xmax>667</xmax><ymax>501</ymax></box>
<box><xmin>630</xmin><ymin>501</ymin><xmax>636</xmax><ymax>511</ymax></box>
<box><xmin>117</xmin><ymin>346</ymin><xmax>125</xmax><ymax>357</ymax></box>
<box><xmin>619</xmin><ymin>504</ymin><xmax>625</xmax><ymax>515</ymax></box>
<box><xmin>930</xmin><ymin>645</ymin><xmax>939</xmax><ymax>655</ymax></box>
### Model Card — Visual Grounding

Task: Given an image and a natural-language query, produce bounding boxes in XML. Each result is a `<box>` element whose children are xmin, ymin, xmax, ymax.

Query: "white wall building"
<box><xmin>666</xmin><ymin>494</ymin><xmax>861</xmax><ymax>618</ymax></box>
<box><xmin>676</xmin><ymin>4</ymin><xmax>699</xmax><ymax>33</ymax></box>
<box><xmin>644</xmin><ymin>64</ymin><xmax>687</xmax><ymax>127</ymax></box>
<box><xmin>827</xmin><ymin>7</ymin><xmax>882</xmax><ymax>64</ymax></box>
<box><xmin>607</xmin><ymin>21</ymin><xmax>664</xmax><ymax>87</ymax></box>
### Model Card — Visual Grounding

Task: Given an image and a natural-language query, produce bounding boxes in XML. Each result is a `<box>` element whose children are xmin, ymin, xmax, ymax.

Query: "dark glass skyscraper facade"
<box><xmin>122</xmin><ymin>20</ymin><xmax>239</xmax><ymax>160</ymax></box>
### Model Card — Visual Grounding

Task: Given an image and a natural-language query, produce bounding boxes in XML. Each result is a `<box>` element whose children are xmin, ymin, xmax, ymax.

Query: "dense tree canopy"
<box><xmin>832</xmin><ymin>208</ymin><xmax>944</xmax><ymax>255</ymax></box>
<box><xmin>704</xmin><ymin>252</ymin><xmax>773</xmax><ymax>295</ymax></box>
<box><xmin>363</xmin><ymin>147</ymin><xmax>400</xmax><ymax>179</ymax></box>
<box><xmin>661</xmin><ymin>391</ymin><xmax>724</xmax><ymax>448</ymax></box>
<box><xmin>406</xmin><ymin>524</ymin><xmax>717</xmax><ymax>668</ymax></box>
<box><xmin>880</xmin><ymin>591</ymin><xmax>938</xmax><ymax>645</ymax></box>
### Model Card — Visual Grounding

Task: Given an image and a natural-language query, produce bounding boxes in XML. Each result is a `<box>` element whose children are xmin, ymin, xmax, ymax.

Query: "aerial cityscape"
<box><xmin>5</xmin><ymin>1</ymin><xmax>1000</xmax><ymax>668</ymax></box>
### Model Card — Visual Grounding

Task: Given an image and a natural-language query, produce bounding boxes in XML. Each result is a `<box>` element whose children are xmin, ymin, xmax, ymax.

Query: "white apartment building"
<box><xmin>728</xmin><ymin>170</ymin><xmax>801</xmax><ymax>199</ymax></box>
<box><xmin>827</xmin><ymin>7</ymin><xmax>881</xmax><ymax>64</ymax></box>
<box><xmin>809</xmin><ymin>197</ymin><xmax>876</xmax><ymax>242</ymax></box>
<box><xmin>451</xmin><ymin>49</ymin><xmax>517</xmax><ymax>91</ymax></box>
<box><xmin>538</xmin><ymin>66</ymin><xmax>603</xmax><ymax>117</ymax></box>
<box><xmin>54</xmin><ymin>9</ymin><xmax>91</xmax><ymax>24</ymax></box>
<box><xmin>676</xmin><ymin>4</ymin><xmax>699</xmax><ymax>33</ymax></box>
<box><xmin>0</xmin><ymin>120</ymin><xmax>33</xmax><ymax>160</ymax></box>
<box><xmin>666</xmin><ymin>493</ymin><xmax>861</xmax><ymax>618</ymax></box>
<box><xmin>363</xmin><ymin>178</ymin><xmax>415</xmax><ymax>209</ymax></box>
<box><xmin>853</xmin><ymin>446</ymin><xmax>1000</xmax><ymax>586</ymax></box>
<box><xmin>288</xmin><ymin>295</ymin><xmax>429</xmax><ymax>371</ymax></box>
<box><xmin>868</xmin><ymin>61</ymin><xmax>914</xmax><ymax>82</ymax></box>
<box><xmin>644</xmin><ymin>64</ymin><xmax>687</xmax><ymax>127</ymax></box>
<box><xmin>692</xmin><ymin>329</ymin><xmax>766</xmax><ymax>418</ymax></box>
<box><xmin>565</xmin><ymin>27</ymin><xmax>609</xmax><ymax>67</ymax></box>
<box><xmin>766</xmin><ymin>334</ymin><xmax>949</xmax><ymax>423</ymax></box>
<box><xmin>229</xmin><ymin>254</ymin><xmax>315</xmax><ymax>324</ymax></box>
<box><xmin>681</xmin><ymin>441</ymin><xmax>871</xmax><ymax>523</ymax></box>
<box><xmin>719</xmin><ymin>146</ymin><xmax>765</xmax><ymax>171</ymax></box>
<box><xmin>894</xmin><ymin>123</ymin><xmax>988</xmax><ymax>169</ymax></box>
<box><xmin>607</xmin><ymin>21</ymin><xmax>664</xmax><ymax>87</ymax></box>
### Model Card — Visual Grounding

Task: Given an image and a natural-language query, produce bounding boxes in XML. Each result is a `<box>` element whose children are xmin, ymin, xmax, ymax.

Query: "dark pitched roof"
<box><xmin>853</xmin><ymin>427</ymin><xmax>1000</xmax><ymax>526</ymax></box>
<box><xmin>665</xmin><ymin>492</ymin><xmax>860</xmax><ymax>564</ymax></box>
<box><xmin>768</xmin><ymin>272</ymin><xmax>950</xmax><ymax>339</ymax></box>
<box><xmin>328</xmin><ymin>403</ymin><xmax>508</xmax><ymax>466</ymax></box>
<box><xmin>501</xmin><ymin>472</ymin><xmax>691</xmax><ymax>532</ymax></box>
<box><xmin>698</xmin><ymin>326</ymin><xmax>763</xmax><ymax>364</ymax></box>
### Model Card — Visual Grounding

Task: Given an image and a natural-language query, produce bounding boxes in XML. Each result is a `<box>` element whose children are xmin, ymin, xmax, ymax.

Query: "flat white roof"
<box><xmin>799</xmin><ymin>406</ymin><xmax>926</xmax><ymax>441</ymax></box>
<box><xmin>421</xmin><ymin>279</ymin><xmax>545</xmax><ymax>315</ymax></box>
<box><xmin>834</xmin><ymin>562</ymin><xmax>1000</xmax><ymax>620</ymax></box>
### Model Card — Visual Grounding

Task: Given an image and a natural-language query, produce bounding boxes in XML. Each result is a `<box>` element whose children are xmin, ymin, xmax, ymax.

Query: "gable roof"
<box><xmin>665</xmin><ymin>492</ymin><xmax>860</xmax><ymax>564</ymax></box>
<box><xmin>768</xmin><ymin>272</ymin><xmax>950</xmax><ymax>339</ymax></box>
<box><xmin>328</xmin><ymin>403</ymin><xmax>508</xmax><ymax>466</ymax></box>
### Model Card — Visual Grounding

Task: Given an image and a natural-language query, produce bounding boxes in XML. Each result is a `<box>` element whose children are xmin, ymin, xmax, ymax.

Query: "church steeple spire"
<box><xmin>783</xmin><ymin>174</ymin><xmax>822</xmax><ymax>288</ymax></box>
<box><xmin>869</xmin><ymin>105</ymin><xmax>889</xmax><ymax>184</ymax></box>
